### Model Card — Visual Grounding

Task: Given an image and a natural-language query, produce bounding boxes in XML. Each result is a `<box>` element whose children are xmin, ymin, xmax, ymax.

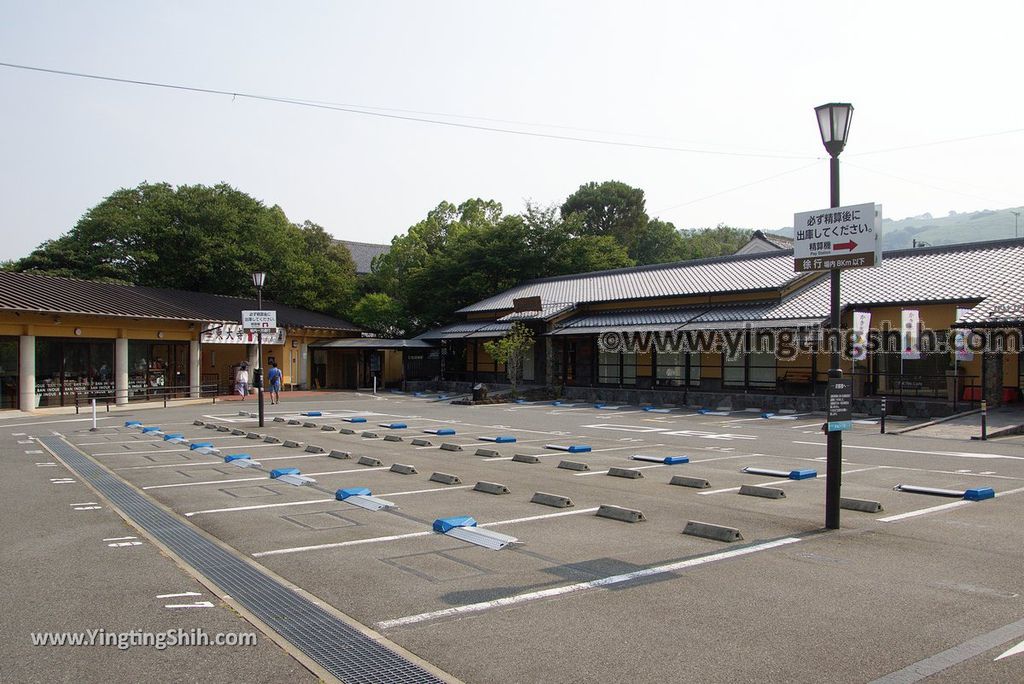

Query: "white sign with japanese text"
<box><xmin>793</xmin><ymin>203</ymin><xmax>882</xmax><ymax>272</ymax></box>
<box><xmin>242</xmin><ymin>310</ymin><xmax>277</xmax><ymax>330</ymax></box>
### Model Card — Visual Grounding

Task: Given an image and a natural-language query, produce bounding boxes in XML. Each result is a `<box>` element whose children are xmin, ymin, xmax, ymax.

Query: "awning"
<box><xmin>309</xmin><ymin>338</ymin><xmax>435</xmax><ymax>349</ymax></box>
<box><xmin>417</xmin><ymin>321</ymin><xmax>513</xmax><ymax>340</ymax></box>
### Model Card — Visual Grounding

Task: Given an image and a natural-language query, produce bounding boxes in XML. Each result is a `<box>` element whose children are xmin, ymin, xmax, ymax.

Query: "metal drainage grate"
<box><xmin>40</xmin><ymin>436</ymin><xmax>445</xmax><ymax>684</ymax></box>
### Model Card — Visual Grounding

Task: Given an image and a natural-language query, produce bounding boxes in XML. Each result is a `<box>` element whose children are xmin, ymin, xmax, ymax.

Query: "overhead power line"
<box><xmin>0</xmin><ymin>61</ymin><xmax>817</xmax><ymax>160</ymax></box>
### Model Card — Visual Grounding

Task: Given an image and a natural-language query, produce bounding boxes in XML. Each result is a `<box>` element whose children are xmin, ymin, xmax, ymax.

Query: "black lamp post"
<box><xmin>252</xmin><ymin>271</ymin><xmax>267</xmax><ymax>428</ymax></box>
<box><xmin>814</xmin><ymin>102</ymin><xmax>853</xmax><ymax>530</ymax></box>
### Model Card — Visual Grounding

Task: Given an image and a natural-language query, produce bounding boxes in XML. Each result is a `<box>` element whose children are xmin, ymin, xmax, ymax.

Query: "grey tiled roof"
<box><xmin>458</xmin><ymin>250</ymin><xmax>803</xmax><ymax>313</ymax></box>
<box><xmin>336</xmin><ymin>240</ymin><xmax>391</xmax><ymax>275</ymax></box>
<box><xmin>466</xmin><ymin>238</ymin><xmax>1024</xmax><ymax>333</ymax></box>
<box><xmin>0</xmin><ymin>271</ymin><xmax>361</xmax><ymax>331</ymax></box>
<box><xmin>415</xmin><ymin>320</ymin><xmax>513</xmax><ymax>340</ymax></box>
<box><xmin>771</xmin><ymin>239</ymin><xmax>1024</xmax><ymax>320</ymax></box>
<box><xmin>497</xmin><ymin>303</ymin><xmax>575</xmax><ymax>322</ymax></box>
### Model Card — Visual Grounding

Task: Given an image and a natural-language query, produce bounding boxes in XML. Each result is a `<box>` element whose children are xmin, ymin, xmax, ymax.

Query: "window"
<box><xmin>655</xmin><ymin>350</ymin><xmax>700</xmax><ymax>387</ymax></box>
<box><xmin>598</xmin><ymin>349</ymin><xmax>619</xmax><ymax>384</ymax></box>
<box><xmin>35</xmin><ymin>338</ymin><xmax>114</xmax><ymax>407</ymax></box>
<box><xmin>0</xmin><ymin>337</ymin><xmax>18</xmax><ymax>409</ymax></box>
<box><xmin>723</xmin><ymin>347</ymin><xmax>776</xmax><ymax>389</ymax></box>
<box><xmin>598</xmin><ymin>350</ymin><xmax>637</xmax><ymax>386</ymax></box>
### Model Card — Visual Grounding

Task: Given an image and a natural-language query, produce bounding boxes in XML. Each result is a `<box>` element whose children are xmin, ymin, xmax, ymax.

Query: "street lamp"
<box><xmin>252</xmin><ymin>271</ymin><xmax>267</xmax><ymax>428</ymax></box>
<box><xmin>815</xmin><ymin>102</ymin><xmax>853</xmax><ymax>530</ymax></box>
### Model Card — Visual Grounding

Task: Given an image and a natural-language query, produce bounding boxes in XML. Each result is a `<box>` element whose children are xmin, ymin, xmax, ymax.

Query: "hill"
<box><xmin>764</xmin><ymin>206</ymin><xmax>1023</xmax><ymax>249</ymax></box>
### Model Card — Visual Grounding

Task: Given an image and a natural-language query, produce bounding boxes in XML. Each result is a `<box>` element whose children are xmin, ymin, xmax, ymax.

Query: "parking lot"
<box><xmin>5</xmin><ymin>391</ymin><xmax>1024</xmax><ymax>682</ymax></box>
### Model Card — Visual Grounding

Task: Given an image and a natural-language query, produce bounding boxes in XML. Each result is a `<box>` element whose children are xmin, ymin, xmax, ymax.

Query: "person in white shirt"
<box><xmin>235</xmin><ymin>364</ymin><xmax>249</xmax><ymax>399</ymax></box>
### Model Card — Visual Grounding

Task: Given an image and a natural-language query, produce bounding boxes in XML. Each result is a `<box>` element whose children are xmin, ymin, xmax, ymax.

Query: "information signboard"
<box><xmin>241</xmin><ymin>310</ymin><xmax>277</xmax><ymax>330</ymax></box>
<box><xmin>827</xmin><ymin>377</ymin><xmax>853</xmax><ymax>432</ymax></box>
<box><xmin>794</xmin><ymin>203</ymin><xmax>882</xmax><ymax>272</ymax></box>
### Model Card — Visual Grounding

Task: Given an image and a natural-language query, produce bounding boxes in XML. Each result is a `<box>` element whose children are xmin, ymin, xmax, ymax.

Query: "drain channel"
<box><xmin>40</xmin><ymin>435</ymin><xmax>446</xmax><ymax>684</ymax></box>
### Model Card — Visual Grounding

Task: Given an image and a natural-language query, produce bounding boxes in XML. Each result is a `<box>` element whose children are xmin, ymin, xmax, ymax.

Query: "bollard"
<box><xmin>90</xmin><ymin>399</ymin><xmax>98</xmax><ymax>431</ymax></box>
<box><xmin>981</xmin><ymin>400</ymin><xmax>987</xmax><ymax>441</ymax></box>
<box><xmin>880</xmin><ymin>396</ymin><xmax>886</xmax><ymax>434</ymax></box>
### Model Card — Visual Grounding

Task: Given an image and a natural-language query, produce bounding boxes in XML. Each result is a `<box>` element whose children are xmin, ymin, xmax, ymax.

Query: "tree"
<box><xmin>12</xmin><ymin>182</ymin><xmax>358</xmax><ymax>318</ymax></box>
<box><xmin>371</xmin><ymin>200</ymin><xmax>634</xmax><ymax>334</ymax></box>
<box><xmin>483</xmin><ymin>322</ymin><xmax>535</xmax><ymax>392</ymax></box>
<box><xmin>561</xmin><ymin>180</ymin><xmax>650</xmax><ymax>256</ymax></box>
<box><xmin>350</xmin><ymin>293</ymin><xmax>407</xmax><ymax>338</ymax></box>
<box><xmin>633</xmin><ymin>219</ymin><xmax>688</xmax><ymax>265</ymax></box>
<box><xmin>676</xmin><ymin>224</ymin><xmax>754</xmax><ymax>260</ymax></box>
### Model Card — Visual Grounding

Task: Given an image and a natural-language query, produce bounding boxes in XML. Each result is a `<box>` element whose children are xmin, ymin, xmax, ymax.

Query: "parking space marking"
<box><xmin>701</xmin><ymin>478</ymin><xmax>791</xmax><ymax>495</ymax></box>
<box><xmin>383</xmin><ymin>485</ymin><xmax>474</xmax><ymax>497</ymax></box>
<box><xmin>92</xmin><ymin>443</ymin><xmax>275</xmax><ymax>457</ymax></box>
<box><xmin>793</xmin><ymin>442</ymin><xmax>1024</xmax><ymax>461</ymax></box>
<box><xmin>870</xmin><ymin>617</ymin><xmax>1024</xmax><ymax>682</ymax></box>
<box><xmin>878</xmin><ymin>485</ymin><xmax>1024</xmax><ymax>523</ymax></box>
<box><xmin>187</xmin><ymin>498</ymin><xmax>335</xmax><ymax>516</ymax></box>
<box><xmin>115</xmin><ymin>453</ymin><xmax>323</xmax><ymax>471</ymax></box>
<box><xmin>375</xmin><ymin>536</ymin><xmax>802</xmax><ymax>629</ymax></box>
<box><xmin>103</xmin><ymin>536</ymin><xmax>137</xmax><ymax>541</ymax></box>
<box><xmin>142</xmin><ymin>466</ymin><xmax>390</xmax><ymax>490</ymax></box>
<box><xmin>165</xmin><ymin>600</ymin><xmax>215</xmax><ymax>609</ymax></box>
<box><xmin>253</xmin><ymin>507</ymin><xmax>601</xmax><ymax>558</ymax></box>
<box><xmin>254</xmin><ymin>530</ymin><xmax>436</xmax><ymax>556</ymax></box>
<box><xmin>576</xmin><ymin>464</ymin><xmax>670</xmax><ymax>476</ymax></box>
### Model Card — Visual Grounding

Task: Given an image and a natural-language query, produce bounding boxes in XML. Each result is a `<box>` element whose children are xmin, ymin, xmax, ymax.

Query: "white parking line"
<box><xmin>116</xmin><ymin>453</ymin><xmax>322</xmax><ymax>470</ymax></box>
<box><xmin>142</xmin><ymin>466</ymin><xmax>390</xmax><ymax>489</ymax></box>
<box><xmin>187</xmin><ymin>498</ymin><xmax>335</xmax><ymax>516</ymax></box>
<box><xmin>376</xmin><ymin>537</ymin><xmax>802</xmax><ymax>629</ymax></box>
<box><xmin>793</xmin><ymin>441</ymin><xmax>1024</xmax><ymax>461</ymax></box>
<box><xmin>253</xmin><ymin>507</ymin><xmax>601</xmax><ymax>558</ymax></box>
<box><xmin>576</xmin><ymin>464</ymin><xmax>669</xmax><ymax>476</ymax></box>
<box><xmin>878</xmin><ymin>485</ymin><xmax>1024</xmax><ymax>522</ymax></box>
<box><xmin>700</xmin><ymin>478</ymin><xmax>791</xmax><ymax>495</ymax></box>
<box><xmin>93</xmin><ymin>443</ymin><xmax>275</xmax><ymax>457</ymax></box>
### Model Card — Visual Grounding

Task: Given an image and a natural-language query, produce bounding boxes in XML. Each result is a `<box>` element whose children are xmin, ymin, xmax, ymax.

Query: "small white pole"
<box><xmin>373</xmin><ymin>375</ymin><xmax>377</xmax><ymax>394</ymax></box>
<box><xmin>91</xmin><ymin>398</ymin><xmax>98</xmax><ymax>431</ymax></box>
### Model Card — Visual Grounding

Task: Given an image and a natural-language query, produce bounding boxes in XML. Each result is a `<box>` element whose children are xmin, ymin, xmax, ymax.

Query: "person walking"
<box><xmin>267</xmin><ymin>361</ymin><xmax>282</xmax><ymax>404</ymax></box>
<box><xmin>235</xmin><ymin>363</ymin><xmax>249</xmax><ymax>400</ymax></box>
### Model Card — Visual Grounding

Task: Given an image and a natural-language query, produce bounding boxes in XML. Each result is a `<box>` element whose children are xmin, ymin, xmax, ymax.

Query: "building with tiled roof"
<box><xmin>335</xmin><ymin>239</ymin><xmax>391</xmax><ymax>275</ymax></box>
<box><xmin>0</xmin><ymin>271</ymin><xmax>364</xmax><ymax>410</ymax></box>
<box><xmin>734</xmin><ymin>229</ymin><xmax>795</xmax><ymax>255</ymax></box>
<box><xmin>416</xmin><ymin>239</ymin><xmax>1024</xmax><ymax>414</ymax></box>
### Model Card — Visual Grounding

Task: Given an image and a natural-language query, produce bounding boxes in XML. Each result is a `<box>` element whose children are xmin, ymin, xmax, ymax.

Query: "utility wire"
<box><xmin>849</xmin><ymin>127</ymin><xmax>1024</xmax><ymax>157</ymax></box>
<box><xmin>842</xmin><ymin>160</ymin><xmax>1013</xmax><ymax>206</ymax></box>
<box><xmin>653</xmin><ymin>160</ymin><xmax>823</xmax><ymax>214</ymax></box>
<box><xmin>0</xmin><ymin>61</ymin><xmax>816</xmax><ymax>160</ymax></box>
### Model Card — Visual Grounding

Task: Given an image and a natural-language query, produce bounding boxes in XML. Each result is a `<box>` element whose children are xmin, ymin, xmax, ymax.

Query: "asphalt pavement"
<box><xmin>3</xmin><ymin>391</ymin><xmax>1023</xmax><ymax>683</ymax></box>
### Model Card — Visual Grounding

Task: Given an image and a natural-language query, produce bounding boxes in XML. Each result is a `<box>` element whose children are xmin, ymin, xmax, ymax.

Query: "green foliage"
<box><xmin>483</xmin><ymin>322</ymin><xmax>535</xmax><ymax>390</ymax></box>
<box><xmin>676</xmin><ymin>224</ymin><xmax>753</xmax><ymax>260</ymax></box>
<box><xmin>350</xmin><ymin>293</ymin><xmax>407</xmax><ymax>338</ymax></box>
<box><xmin>561</xmin><ymin>180</ymin><xmax>649</xmax><ymax>254</ymax></box>
<box><xmin>372</xmin><ymin>200</ymin><xmax>633</xmax><ymax>334</ymax></box>
<box><xmin>12</xmin><ymin>182</ymin><xmax>358</xmax><ymax>318</ymax></box>
<box><xmin>634</xmin><ymin>219</ymin><xmax>688</xmax><ymax>265</ymax></box>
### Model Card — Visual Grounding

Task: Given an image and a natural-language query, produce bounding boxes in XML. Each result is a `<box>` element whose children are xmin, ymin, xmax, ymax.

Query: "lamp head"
<box><xmin>814</xmin><ymin>103</ymin><xmax>854</xmax><ymax>157</ymax></box>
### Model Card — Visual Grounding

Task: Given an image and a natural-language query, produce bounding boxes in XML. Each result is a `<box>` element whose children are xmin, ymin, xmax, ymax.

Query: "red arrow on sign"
<box><xmin>833</xmin><ymin>240</ymin><xmax>858</xmax><ymax>252</ymax></box>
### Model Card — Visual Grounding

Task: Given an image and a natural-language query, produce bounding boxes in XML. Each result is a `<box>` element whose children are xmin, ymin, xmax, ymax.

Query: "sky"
<box><xmin>2</xmin><ymin>1</ymin><xmax>1023</xmax><ymax>261</ymax></box>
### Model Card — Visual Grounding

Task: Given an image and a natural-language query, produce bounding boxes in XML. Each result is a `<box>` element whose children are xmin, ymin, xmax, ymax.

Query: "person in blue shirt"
<box><xmin>267</xmin><ymin>361</ymin><xmax>283</xmax><ymax>404</ymax></box>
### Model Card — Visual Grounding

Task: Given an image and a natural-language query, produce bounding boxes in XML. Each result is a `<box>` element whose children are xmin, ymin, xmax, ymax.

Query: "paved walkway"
<box><xmin>900</xmin><ymin>404</ymin><xmax>1024</xmax><ymax>441</ymax></box>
